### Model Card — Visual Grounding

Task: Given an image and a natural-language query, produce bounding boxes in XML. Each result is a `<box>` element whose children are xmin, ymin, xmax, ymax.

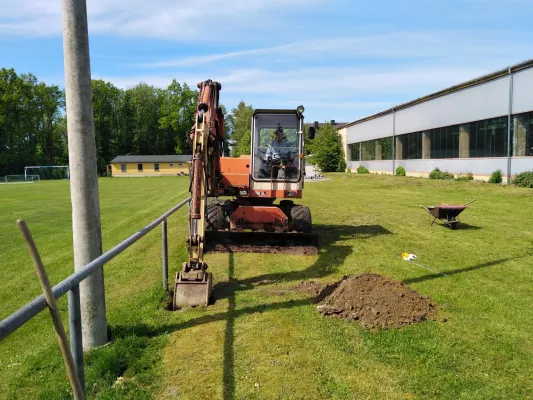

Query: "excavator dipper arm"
<box><xmin>173</xmin><ymin>80</ymin><xmax>223</xmax><ymax>309</ymax></box>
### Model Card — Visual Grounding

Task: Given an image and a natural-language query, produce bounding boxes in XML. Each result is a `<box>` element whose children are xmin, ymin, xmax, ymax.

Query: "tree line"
<box><xmin>0</xmin><ymin>68</ymin><xmax>66</xmax><ymax>177</ymax></box>
<box><xmin>0</xmin><ymin>68</ymin><xmax>234</xmax><ymax>177</ymax></box>
<box><xmin>0</xmin><ymin>67</ymin><xmax>345</xmax><ymax>177</ymax></box>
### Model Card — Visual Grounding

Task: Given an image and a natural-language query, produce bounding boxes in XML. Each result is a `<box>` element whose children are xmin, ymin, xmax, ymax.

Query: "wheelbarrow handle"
<box><xmin>420</xmin><ymin>205</ymin><xmax>434</xmax><ymax>215</ymax></box>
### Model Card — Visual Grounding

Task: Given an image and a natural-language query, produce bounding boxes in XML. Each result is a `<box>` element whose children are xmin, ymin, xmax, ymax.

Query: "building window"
<box><xmin>525</xmin><ymin>112</ymin><xmax>533</xmax><ymax>156</ymax></box>
<box><xmin>377</xmin><ymin>137</ymin><xmax>393</xmax><ymax>160</ymax></box>
<box><xmin>514</xmin><ymin>112</ymin><xmax>533</xmax><ymax>157</ymax></box>
<box><xmin>469</xmin><ymin>117</ymin><xmax>508</xmax><ymax>158</ymax></box>
<box><xmin>154</xmin><ymin>163</ymin><xmax>160</xmax><ymax>172</ymax></box>
<box><xmin>428</xmin><ymin>126</ymin><xmax>459</xmax><ymax>159</ymax></box>
<box><xmin>361</xmin><ymin>140</ymin><xmax>376</xmax><ymax>161</ymax></box>
<box><xmin>347</xmin><ymin>114</ymin><xmax>518</xmax><ymax>161</ymax></box>
<box><xmin>138</xmin><ymin>163</ymin><xmax>143</xmax><ymax>172</ymax></box>
<box><xmin>169</xmin><ymin>163</ymin><xmax>174</xmax><ymax>167</ymax></box>
<box><xmin>120</xmin><ymin>163</ymin><xmax>126</xmax><ymax>172</ymax></box>
<box><xmin>348</xmin><ymin>143</ymin><xmax>360</xmax><ymax>161</ymax></box>
<box><xmin>178</xmin><ymin>163</ymin><xmax>183</xmax><ymax>167</ymax></box>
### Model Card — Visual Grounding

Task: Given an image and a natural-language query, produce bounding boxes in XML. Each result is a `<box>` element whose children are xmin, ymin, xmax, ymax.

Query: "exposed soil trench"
<box><xmin>297</xmin><ymin>273</ymin><xmax>438</xmax><ymax>329</ymax></box>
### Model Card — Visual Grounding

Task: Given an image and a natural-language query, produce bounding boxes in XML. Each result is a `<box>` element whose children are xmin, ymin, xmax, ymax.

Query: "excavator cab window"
<box><xmin>252</xmin><ymin>112</ymin><xmax>302</xmax><ymax>182</ymax></box>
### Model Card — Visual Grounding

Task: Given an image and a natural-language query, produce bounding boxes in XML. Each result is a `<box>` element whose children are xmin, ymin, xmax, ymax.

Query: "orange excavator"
<box><xmin>173</xmin><ymin>80</ymin><xmax>318</xmax><ymax>309</ymax></box>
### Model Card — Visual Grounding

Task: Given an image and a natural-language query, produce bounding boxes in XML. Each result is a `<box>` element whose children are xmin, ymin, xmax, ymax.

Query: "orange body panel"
<box><xmin>230</xmin><ymin>206</ymin><xmax>288</xmax><ymax>231</ymax></box>
<box><xmin>218</xmin><ymin>156</ymin><xmax>302</xmax><ymax>200</ymax></box>
<box><xmin>220</xmin><ymin>156</ymin><xmax>250</xmax><ymax>187</ymax></box>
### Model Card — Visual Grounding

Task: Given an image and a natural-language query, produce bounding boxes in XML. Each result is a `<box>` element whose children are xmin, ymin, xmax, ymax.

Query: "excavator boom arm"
<box><xmin>173</xmin><ymin>80</ymin><xmax>223</xmax><ymax>309</ymax></box>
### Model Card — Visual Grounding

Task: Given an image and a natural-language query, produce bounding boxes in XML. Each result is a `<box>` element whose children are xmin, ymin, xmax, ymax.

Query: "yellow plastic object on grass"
<box><xmin>402</xmin><ymin>252</ymin><xmax>417</xmax><ymax>261</ymax></box>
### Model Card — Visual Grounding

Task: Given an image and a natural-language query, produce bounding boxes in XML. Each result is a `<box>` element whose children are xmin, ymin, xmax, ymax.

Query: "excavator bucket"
<box><xmin>173</xmin><ymin>269</ymin><xmax>213</xmax><ymax>309</ymax></box>
<box><xmin>204</xmin><ymin>231</ymin><xmax>319</xmax><ymax>255</ymax></box>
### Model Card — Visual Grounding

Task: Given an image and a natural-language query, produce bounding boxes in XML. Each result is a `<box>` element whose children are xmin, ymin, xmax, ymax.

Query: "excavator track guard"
<box><xmin>205</xmin><ymin>231</ymin><xmax>319</xmax><ymax>255</ymax></box>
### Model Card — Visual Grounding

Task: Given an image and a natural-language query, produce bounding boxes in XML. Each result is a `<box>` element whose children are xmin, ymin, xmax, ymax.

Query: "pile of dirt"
<box><xmin>303</xmin><ymin>273</ymin><xmax>438</xmax><ymax>329</ymax></box>
<box><xmin>295</xmin><ymin>280</ymin><xmax>339</xmax><ymax>303</ymax></box>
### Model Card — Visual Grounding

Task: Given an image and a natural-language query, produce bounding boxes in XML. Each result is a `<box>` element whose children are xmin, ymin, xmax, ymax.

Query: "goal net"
<box><xmin>24</xmin><ymin>166</ymin><xmax>70</xmax><ymax>180</ymax></box>
<box><xmin>4</xmin><ymin>175</ymin><xmax>40</xmax><ymax>183</ymax></box>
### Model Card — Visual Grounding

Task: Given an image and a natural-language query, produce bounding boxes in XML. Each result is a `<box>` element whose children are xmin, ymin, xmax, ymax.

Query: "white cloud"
<box><xmin>136</xmin><ymin>29</ymin><xmax>533</xmax><ymax>69</ymax></box>
<box><xmin>138</xmin><ymin>43</ymin><xmax>297</xmax><ymax>68</ymax></box>
<box><xmin>0</xmin><ymin>0</ymin><xmax>323</xmax><ymax>39</ymax></box>
<box><xmin>94</xmin><ymin>62</ymin><xmax>494</xmax><ymax>121</ymax></box>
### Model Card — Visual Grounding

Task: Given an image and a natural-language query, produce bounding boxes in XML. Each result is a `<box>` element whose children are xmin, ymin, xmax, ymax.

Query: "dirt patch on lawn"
<box><xmin>297</xmin><ymin>273</ymin><xmax>438</xmax><ymax>330</ymax></box>
<box><xmin>204</xmin><ymin>231</ymin><xmax>319</xmax><ymax>255</ymax></box>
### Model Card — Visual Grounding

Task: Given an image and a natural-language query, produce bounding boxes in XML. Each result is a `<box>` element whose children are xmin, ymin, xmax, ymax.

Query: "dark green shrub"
<box><xmin>395</xmin><ymin>166</ymin><xmax>406</xmax><ymax>176</ymax></box>
<box><xmin>513</xmin><ymin>171</ymin><xmax>533</xmax><ymax>188</ymax></box>
<box><xmin>429</xmin><ymin>168</ymin><xmax>440</xmax><ymax>179</ymax></box>
<box><xmin>455</xmin><ymin>172</ymin><xmax>474</xmax><ymax>182</ymax></box>
<box><xmin>357</xmin><ymin>165</ymin><xmax>369</xmax><ymax>174</ymax></box>
<box><xmin>429</xmin><ymin>168</ymin><xmax>454</xmax><ymax>180</ymax></box>
<box><xmin>488</xmin><ymin>169</ymin><xmax>503</xmax><ymax>184</ymax></box>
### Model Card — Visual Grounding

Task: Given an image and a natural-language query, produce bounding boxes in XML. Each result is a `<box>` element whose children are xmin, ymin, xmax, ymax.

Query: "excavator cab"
<box><xmin>252</xmin><ymin>110</ymin><xmax>303</xmax><ymax>183</ymax></box>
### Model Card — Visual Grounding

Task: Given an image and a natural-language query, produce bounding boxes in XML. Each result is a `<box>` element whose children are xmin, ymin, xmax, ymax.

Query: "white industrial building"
<box><xmin>337</xmin><ymin>59</ymin><xmax>533</xmax><ymax>182</ymax></box>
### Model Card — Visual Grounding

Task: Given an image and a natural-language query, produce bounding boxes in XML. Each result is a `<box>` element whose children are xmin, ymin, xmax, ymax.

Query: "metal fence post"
<box><xmin>68</xmin><ymin>284</ymin><xmax>85</xmax><ymax>394</ymax></box>
<box><xmin>162</xmin><ymin>219</ymin><xmax>168</xmax><ymax>291</ymax></box>
<box><xmin>506</xmin><ymin>67</ymin><xmax>514</xmax><ymax>184</ymax></box>
<box><xmin>392</xmin><ymin>108</ymin><xmax>396</xmax><ymax>175</ymax></box>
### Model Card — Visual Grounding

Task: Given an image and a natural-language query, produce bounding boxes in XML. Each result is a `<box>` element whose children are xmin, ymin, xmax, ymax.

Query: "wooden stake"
<box><xmin>17</xmin><ymin>219</ymin><xmax>85</xmax><ymax>400</ymax></box>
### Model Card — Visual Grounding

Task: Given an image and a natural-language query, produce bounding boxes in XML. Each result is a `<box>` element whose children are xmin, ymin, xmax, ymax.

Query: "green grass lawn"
<box><xmin>1</xmin><ymin>174</ymin><xmax>533</xmax><ymax>399</ymax></box>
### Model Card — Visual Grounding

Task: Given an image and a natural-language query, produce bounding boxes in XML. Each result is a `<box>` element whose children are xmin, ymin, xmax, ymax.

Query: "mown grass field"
<box><xmin>1</xmin><ymin>174</ymin><xmax>533</xmax><ymax>399</ymax></box>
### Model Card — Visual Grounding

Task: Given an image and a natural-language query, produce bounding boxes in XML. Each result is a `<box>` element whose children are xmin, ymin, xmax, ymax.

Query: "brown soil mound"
<box><xmin>308</xmin><ymin>273</ymin><xmax>437</xmax><ymax>329</ymax></box>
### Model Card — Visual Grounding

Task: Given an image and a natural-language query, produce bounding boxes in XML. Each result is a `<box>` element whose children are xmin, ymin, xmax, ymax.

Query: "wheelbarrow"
<box><xmin>420</xmin><ymin>199</ymin><xmax>476</xmax><ymax>230</ymax></box>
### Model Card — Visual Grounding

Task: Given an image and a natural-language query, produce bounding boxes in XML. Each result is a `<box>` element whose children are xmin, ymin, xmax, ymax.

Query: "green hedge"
<box><xmin>513</xmin><ymin>171</ymin><xmax>533</xmax><ymax>188</ymax></box>
<box><xmin>455</xmin><ymin>172</ymin><xmax>473</xmax><ymax>182</ymax></box>
<box><xmin>429</xmin><ymin>168</ymin><xmax>454</xmax><ymax>180</ymax></box>
<box><xmin>488</xmin><ymin>169</ymin><xmax>503</xmax><ymax>184</ymax></box>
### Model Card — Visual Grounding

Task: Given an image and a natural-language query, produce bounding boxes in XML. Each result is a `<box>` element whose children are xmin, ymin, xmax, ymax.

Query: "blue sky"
<box><xmin>1</xmin><ymin>0</ymin><xmax>533</xmax><ymax>123</ymax></box>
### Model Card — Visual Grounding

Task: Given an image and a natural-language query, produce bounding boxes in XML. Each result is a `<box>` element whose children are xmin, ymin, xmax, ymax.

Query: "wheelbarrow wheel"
<box><xmin>448</xmin><ymin>215</ymin><xmax>458</xmax><ymax>230</ymax></box>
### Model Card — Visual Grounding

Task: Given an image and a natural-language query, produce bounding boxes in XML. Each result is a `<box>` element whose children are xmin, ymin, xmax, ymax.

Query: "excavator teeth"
<box><xmin>204</xmin><ymin>231</ymin><xmax>319</xmax><ymax>255</ymax></box>
<box><xmin>173</xmin><ymin>271</ymin><xmax>212</xmax><ymax>310</ymax></box>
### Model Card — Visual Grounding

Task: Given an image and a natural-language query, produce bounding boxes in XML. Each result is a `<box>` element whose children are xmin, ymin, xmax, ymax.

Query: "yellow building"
<box><xmin>110</xmin><ymin>155</ymin><xmax>192</xmax><ymax>177</ymax></box>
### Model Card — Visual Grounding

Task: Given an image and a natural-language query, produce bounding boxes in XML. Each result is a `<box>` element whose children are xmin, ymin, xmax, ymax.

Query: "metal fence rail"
<box><xmin>0</xmin><ymin>196</ymin><xmax>190</xmax><ymax>394</ymax></box>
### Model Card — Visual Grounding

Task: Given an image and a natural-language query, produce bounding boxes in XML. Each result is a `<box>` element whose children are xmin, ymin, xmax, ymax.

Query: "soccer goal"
<box><xmin>4</xmin><ymin>175</ymin><xmax>40</xmax><ymax>183</ymax></box>
<box><xmin>24</xmin><ymin>166</ymin><xmax>70</xmax><ymax>180</ymax></box>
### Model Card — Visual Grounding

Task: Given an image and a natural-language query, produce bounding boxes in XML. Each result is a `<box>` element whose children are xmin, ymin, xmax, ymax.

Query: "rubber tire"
<box><xmin>279</xmin><ymin>200</ymin><xmax>294</xmax><ymax>207</ymax></box>
<box><xmin>279</xmin><ymin>200</ymin><xmax>294</xmax><ymax>218</ymax></box>
<box><xmin>291</xmin><ymin>205</ymin><xmax>312</xmax><ymax>233</ymax></box>
<box><xmin>206</xmin><ymin>203</ymin><xmax>226</xmax><ymax>231</ymax></box>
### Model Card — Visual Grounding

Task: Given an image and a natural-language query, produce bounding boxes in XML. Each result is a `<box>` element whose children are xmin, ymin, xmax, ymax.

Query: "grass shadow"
<box><xmin>110</xmin><ymin>299</ymin><xmax>313</xmax><ymax>339</ymax></box>
<box><xmin>456</xmin><ymin>223</ymin><xmax>481</xmax><ymax>230</ymax></box>
<box><xmin>436</xmin><ymin>223</ymin><xmax>481</xmax><ymax>231</ymax></box>
<box><xmin>212</xmin><ymin>224</ymin><xmax>392</xmax><ymax>302</ymax></box>
<box><xmin>223</xmin><ymin>252</ymin><xmax>235</xmax><ymax>400</ymax></box>
<box><xmin>403</xmin><ymin>257</ymin><xmax>512</xmax><ymax>285</ymax></box>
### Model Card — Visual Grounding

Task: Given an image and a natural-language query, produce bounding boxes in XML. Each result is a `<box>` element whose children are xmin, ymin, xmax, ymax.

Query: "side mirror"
<box><xmin>308</xmin><ymin>126</ymin><xmax>316</xmax><ymax>140</ymax></box>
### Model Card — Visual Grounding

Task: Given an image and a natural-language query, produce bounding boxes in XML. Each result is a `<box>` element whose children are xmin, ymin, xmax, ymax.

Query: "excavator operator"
<box><xmin>264</xmin><ymin>124</ymin><xmax>296</xmax><ymax>179</ymax></box>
